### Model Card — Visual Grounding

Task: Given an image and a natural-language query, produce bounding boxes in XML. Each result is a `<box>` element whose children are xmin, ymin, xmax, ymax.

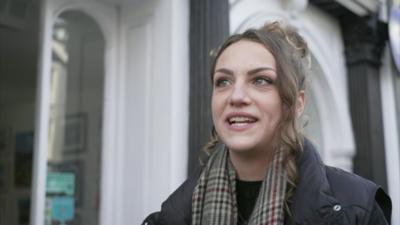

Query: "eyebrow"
<box><xmin>214</xmin><ymin>67</ymin><xmax>276</xmax><ymax>76</ymax></box>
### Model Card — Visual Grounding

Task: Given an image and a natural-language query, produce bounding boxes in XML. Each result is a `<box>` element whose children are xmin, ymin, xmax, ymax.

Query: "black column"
<box><xmin>341</xmin><ymin>14</ymin><xmax>389</xmax><ymax>191</ymax></box>
<box><xmin>310</xmin><ymin>0</ymin><xmax>389</xmax><ymax>190</ymax></box>
<box><xmin>188</xmin><ymin>0</ymin><xmax>230</xmax><ymax>175</ymax></box>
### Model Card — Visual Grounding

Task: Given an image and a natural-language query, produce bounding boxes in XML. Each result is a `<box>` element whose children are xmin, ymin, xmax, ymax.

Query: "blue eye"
<box><xmin>254</xmin><ymin>77</ymin><xmax>273</xmax><ymax>86</ymax></box>
<box><xmin>215</xmin><ymin>79</ymin><xmax>231</xmax><ymax>87</ymax></box>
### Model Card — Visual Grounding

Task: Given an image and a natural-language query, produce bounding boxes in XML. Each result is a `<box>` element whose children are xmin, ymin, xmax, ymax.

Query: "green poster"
<box><xmin>46</xmin><ymin>172</ymin><xmax>75</xmax><ymax>196</ymax></box>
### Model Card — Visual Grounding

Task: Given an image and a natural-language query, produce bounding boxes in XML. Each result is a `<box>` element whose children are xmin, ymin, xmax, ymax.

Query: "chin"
<box><xmin>223</xmin><ymin>139</ymin><xmax>257</xmax><ymax>153</ymax></box>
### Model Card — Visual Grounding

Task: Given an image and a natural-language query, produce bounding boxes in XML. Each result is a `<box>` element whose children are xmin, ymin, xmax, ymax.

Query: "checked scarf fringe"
<box><xmin>192</xmin><ymin>146</ymin><xmax>287</xmax><ymax>225</ymax></box>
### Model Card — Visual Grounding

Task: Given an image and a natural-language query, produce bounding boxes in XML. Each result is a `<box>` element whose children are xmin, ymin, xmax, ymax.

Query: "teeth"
<box><xmin>229</xmin><ymin>116</ymin><xmax>255</xmax><ymax>123</ymax></box>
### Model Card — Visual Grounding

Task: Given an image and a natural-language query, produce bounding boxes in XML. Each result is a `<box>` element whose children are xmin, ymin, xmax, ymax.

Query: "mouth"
<box><xmin>226</xmin><ymin>113</ymin><xmax>258</xmax><ymax>127</ymax></box>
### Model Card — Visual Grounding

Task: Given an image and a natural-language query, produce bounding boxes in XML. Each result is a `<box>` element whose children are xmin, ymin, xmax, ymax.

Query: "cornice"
<box><xmin>310</xmin><ymin>0</ymin><xmax>388</xmax><ymax>66</ymax></box>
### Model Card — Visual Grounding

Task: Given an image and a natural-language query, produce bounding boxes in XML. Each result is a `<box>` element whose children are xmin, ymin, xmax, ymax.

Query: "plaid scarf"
<box><xmin>192</xmin><ymin>146</ymin><xmax>287</xmax><ymax>225</ymax></box>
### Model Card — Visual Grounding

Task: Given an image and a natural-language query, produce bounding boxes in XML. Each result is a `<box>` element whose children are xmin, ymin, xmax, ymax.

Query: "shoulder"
<box><xmin>293</xmin><ymin>139</ymin><xmax>391</xmax><ymax>224</ymax></box>
<box><xmin>159</xmin><ymin>168</ymin><xmax>199</xmax><ymax>224</ymax></box>
<box><xmin>325</xmin><ymin>166</ymin><xmax>392</xmax><ymax>223</ymax></box>
<box><xmin>325</xmin><ymin>166</ymin><xmax>377</xmax><ymax>206</ymax></box>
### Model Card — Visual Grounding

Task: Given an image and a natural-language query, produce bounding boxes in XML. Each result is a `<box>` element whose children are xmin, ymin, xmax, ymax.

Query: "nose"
<box><xmin>229</xmin><ymin>82</ymin><xmax>251</xmax><ymax>106</ymax></box>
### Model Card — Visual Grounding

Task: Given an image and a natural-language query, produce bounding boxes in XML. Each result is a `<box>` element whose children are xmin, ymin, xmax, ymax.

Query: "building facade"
<box><xmin>0</xmin><ymin>0</ymin><xmax>398</xmax><ymax>225</ymax></box>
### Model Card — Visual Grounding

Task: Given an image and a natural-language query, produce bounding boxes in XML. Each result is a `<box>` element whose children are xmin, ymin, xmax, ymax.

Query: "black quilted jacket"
<box><xmin>142</xmin><ymin>140</ymin><xmax>392</xmax><ymax>225</ymax></box>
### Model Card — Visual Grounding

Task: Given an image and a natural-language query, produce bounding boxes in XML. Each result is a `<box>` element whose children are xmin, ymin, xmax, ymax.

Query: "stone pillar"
<box><xmin>341</xmin><ymin>14</ymin><xmax>389</xmax><ymax>190</ymax></box>
<box><xmin>310</xmin><ymin>0</ymin><xmax>389</xmax><ymax>190</ymax></box>
<box><xmin>188</xmin><ymin>0</ymin><xmax>230</xmax><ymax>175</ymax></box>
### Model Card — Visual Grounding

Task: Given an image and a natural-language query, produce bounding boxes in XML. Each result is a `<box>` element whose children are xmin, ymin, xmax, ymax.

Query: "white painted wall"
<box><xmin>380</xmin><ymin>46</ymin><xmax>400</xmax><ymax>225</ymax></box>
<box><xmin>34</xmin><ymin>0</ymin><xmax>189</xmax><ymax>225</ymax></box>
<box><xmin>119</xmin><ymin>0</ymin><xmax>189</xmax><ymax>223</ymax></box>
<box><xmin>230</xmin><ymin>0</ymin><xmax>355</xmax><ymax>171</ymax></box>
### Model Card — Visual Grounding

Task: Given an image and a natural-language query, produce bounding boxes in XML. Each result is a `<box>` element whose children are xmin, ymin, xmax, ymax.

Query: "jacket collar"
<box><xmin>289</xmin><ymin>139</ymin><xmax>341</xmax><ymax>223</ymax></box>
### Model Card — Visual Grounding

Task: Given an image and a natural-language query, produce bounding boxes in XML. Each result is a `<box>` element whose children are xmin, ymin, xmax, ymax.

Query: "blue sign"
<box><xmin>51</xmin><ymin>196</ymin><xmax>74</xmax><ymax>222</ymax></box>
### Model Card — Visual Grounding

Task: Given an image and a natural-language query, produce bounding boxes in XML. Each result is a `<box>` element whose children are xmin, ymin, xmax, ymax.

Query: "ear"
<box><xmin>296</xmin><ymin>91</ymin><xmax>305</xmax><ymax>118</ymax></box>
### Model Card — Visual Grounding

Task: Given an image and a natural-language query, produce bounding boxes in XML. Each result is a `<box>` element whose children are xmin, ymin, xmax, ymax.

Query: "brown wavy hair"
<box><xmin>203</xmin><ymin>21</ymin><xmax>310</xmax><ymax>211</ymax></box>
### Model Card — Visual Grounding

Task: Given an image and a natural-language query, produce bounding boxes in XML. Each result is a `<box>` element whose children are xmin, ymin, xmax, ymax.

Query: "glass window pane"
<box><xmin>45</xmin><ymin>11</ymin><xmax>104</xmax><ymax>225</ymax></box>
<box><xmin>0</xmin><ymin>1</ymin><xmax>40</xmax><ymax>225</ymax></box>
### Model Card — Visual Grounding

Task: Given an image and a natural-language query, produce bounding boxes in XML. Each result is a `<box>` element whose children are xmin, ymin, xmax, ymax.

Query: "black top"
<box><xmin>236</xmin><ymin>179</ymin><xmax>262</xmax><ymax>225</ymax></box>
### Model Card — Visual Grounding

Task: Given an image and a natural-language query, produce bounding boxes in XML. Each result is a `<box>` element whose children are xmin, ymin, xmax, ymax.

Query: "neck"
<box><xmin>229</xmin><ymin>148</ymin><xmax>275</xmax><ymax>181</ymax></box>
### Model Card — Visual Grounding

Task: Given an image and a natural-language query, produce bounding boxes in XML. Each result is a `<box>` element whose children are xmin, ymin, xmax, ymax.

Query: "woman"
<box><xmin>142</xmin><ymin>21</ymin><xmax>391</xmax><ymax>225</ymax></box>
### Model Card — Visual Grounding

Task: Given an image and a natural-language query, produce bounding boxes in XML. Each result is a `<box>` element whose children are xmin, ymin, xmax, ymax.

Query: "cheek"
<box><xmin>211</xmin><ymin>94</ymin><xmax>220</xmax><ymax>119</ymax></box>
<box><xmin>261</xmin><ymin>95</ymin><xmax>282</xmax><ymax>121</ymax></box>
<box><xmin>211</xmin><ymin>92</ymin><xmax>227</xmax><ymax>127</ymax></box>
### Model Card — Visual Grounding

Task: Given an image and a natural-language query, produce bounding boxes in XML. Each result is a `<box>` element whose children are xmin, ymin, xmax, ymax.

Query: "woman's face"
<box><xmin>212</xmin><ymin>40</ymin><xmax>282</xmax><ymax>154</ymax></box>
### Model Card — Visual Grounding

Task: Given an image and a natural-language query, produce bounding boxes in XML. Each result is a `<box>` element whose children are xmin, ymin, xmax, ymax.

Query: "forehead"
<box><xmin>215</xmin><ymin>39</ymin><xmax>276</xmax><ymax>70</ymax></box>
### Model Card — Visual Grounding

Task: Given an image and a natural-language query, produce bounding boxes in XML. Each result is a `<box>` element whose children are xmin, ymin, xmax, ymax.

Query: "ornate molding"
<box><xmin>280</xmin><ymin>0</ymin><xmax>309</xmax><ymax>15</ymax></box>
<box><xmin>309</xmin><ymin>0</ymin><xmax>353</xmax><ymax>17</ymax></box>
<box><xmin>310</xmin><ymin>0</ymin><xmax>388</xmax><ymax>66</ymax></box>
<box><xmin>342</xmin><ymin>14</ymin><xmax>388</xmax><ymax>66</ymax></box>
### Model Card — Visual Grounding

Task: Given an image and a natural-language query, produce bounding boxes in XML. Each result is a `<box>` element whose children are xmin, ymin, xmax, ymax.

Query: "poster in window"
<box><xmin>0</xmin><ymin>0</ymin><xmax>31</xmax><ymax>30</ymax></box>
<box><xmin>14</xmin><ymin>131</ymin><xmax>34</xmax><ymax>188</ymax></box>
<box><xmin>63</xmin><ymin>113</ymin><xmax>86</xmax><ymax>154</ymax></box>
<box><xmin>17</xmin><ymin>197</ymin><xmax>30</xmax><ymax>225</ymax></box>
<box><xmin>47</xmin><ymin>160</ymin><xmax>84</xmax><ymax>207</ymax></box>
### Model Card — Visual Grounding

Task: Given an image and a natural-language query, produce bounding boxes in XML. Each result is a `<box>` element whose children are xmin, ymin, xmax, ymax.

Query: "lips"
<box><xmin>225</xmin><ymin>112</ymin><xmax>258</xmax><ymax>128</ymax></box>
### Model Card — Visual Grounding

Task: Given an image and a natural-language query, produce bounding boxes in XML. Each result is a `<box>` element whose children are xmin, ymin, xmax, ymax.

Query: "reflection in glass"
<box><xmin>45</xmin><ymin>11</ymin><xmax>104</xmax><ymax>225</ymax></box>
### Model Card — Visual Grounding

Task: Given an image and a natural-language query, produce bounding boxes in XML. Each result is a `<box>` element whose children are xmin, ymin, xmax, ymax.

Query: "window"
<box><xmin>45</xmin><ymin>11</ymin><xmax>105</xmax><ymax>225</ymax></box>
